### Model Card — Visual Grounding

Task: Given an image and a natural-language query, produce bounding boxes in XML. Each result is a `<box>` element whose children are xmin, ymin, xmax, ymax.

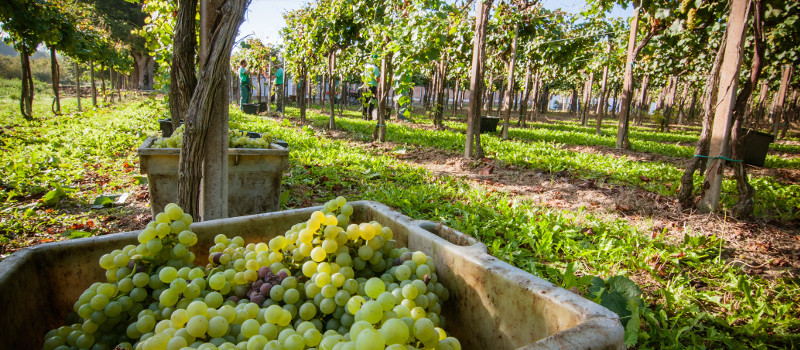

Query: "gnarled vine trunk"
<box><xmin>50</xmin><ymin>47</ymin><xmax>61</xmax><ymax>114</ymax></box>
<box><xmin>177</xmin><ymin>0</ymin><xmax>247</xmax><ymax>220</ymax></box>
<box><xmin>169</xmin><ymin>0</ymin><xmax>198</xmax><ymax>133</ymax></box>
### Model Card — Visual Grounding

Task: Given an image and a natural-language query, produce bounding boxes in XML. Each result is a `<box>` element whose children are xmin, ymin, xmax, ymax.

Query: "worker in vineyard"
<box><xmin>362</xmin><ymin>56</ymin><xmax>380</xmax><ymax>120</ymax></box>
<box><xmin>270</xmin><ymin>65</ymin><xmax>285</xmax><ymax>113</ymax></box>
<box><xmin>238</xmin><ymin>60</ymin><xmax>252</xmax><ymax>108</ymax></box>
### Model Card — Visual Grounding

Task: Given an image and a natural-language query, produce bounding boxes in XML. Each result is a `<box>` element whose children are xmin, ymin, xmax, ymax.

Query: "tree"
<box><xmin>177</xmin><ymin>0</ymin><xmax>248</xmax><ymax>219</ymax></box>
<box><xmin>464</xmin><ymin>0</ymin><xmax>493</xmax><ymax>159</ymax></box>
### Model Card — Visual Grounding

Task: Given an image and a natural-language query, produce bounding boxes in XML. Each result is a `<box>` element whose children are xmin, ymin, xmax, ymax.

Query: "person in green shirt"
<box><xmin>270</xmin><ymin>66</ymin><xmax>285</xmax><ymax>113</ymax></box>
<box><xmin>238</xmin><ymin>60</ymin><xmax>251</xmax><ymax>107</ymax></box>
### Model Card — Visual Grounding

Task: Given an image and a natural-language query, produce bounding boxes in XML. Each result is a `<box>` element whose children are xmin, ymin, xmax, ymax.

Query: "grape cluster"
<box><xmin>151</xmin><ymin>126</ymin><xmax>274</xmax><ymax>149</ymax></box>
<box><xmin>42</xmin><ymin>197</ymin><xmax>462</xmax><ymax>350</ymax></box>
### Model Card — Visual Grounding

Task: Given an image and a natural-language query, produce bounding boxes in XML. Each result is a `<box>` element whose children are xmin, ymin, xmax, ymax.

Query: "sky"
<box><xmin>236</xmin><ymin>0</ymin><xmax>631</xmax><ymax>46</ymax></box>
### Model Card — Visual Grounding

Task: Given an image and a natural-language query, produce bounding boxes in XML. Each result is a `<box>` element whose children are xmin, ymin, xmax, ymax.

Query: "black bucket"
<box><xmin>742</xmin><ymin>128</ymin><xmax>775</xmax><ymax>167</ymax></box>
<box><xmin>241</xmin><ymin>103</ymin><xmax>259</xmax><ymax>115</ymax></box>
<box><xmin>480</xmin><ymin>116</ymin><xmax>501</xmax><ymax>133</ymax></box>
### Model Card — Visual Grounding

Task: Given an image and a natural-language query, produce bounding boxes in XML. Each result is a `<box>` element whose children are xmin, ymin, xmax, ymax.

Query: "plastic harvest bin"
<box><xmin>0</xmin><ymin>201</ymin><xmax>624</xmax><ymax>350</ymax></box>
<box><xmin>137</xmin><ymin>137</ymin><xmax>289</xmax><ymax>217</ymax></box>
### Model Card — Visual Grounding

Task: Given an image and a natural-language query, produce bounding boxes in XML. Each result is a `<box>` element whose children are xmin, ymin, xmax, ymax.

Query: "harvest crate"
<box><xmin>0</xmin><ymin>201</ymin><xmax>624</xmax><ymax>349</ymax></box>
<box><xmin>136</xmin><ymin>137</ymin><xmax>289</xmax><ymax>217</ymax></box>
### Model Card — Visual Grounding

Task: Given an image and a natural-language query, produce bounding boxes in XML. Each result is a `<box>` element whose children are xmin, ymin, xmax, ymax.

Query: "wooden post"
<box><xmin>776</xmin><ymin>65</ymin><xmax>794</xmax><ymax>138</ymax></box>
<box><xmin>699</xmin><ymin>0</ymin><xmax>750</xmax><ymax>212</ymax></box>
<box><xmin>677</xmin><ymin>82</ymin><xmax>689</xmax><ymax>125</ymax></box>
<box><xmin>615</xmin><ymin>5</ymin><xmax>641</xmax><ymax>149</ymax></box>
<box><xmin>199</xmin><ymin>0</ymin><xmax>228</xmax><ymax>220</ymax></box>
<box><xmin>662</xmin><ymin>76</ymin><xmax>678</xmax><ymax>132</ymax></box>
<box><xmin>581</xmin><ymin>73</ymin><xmax>593</xmax><ymax>125</ymax></box>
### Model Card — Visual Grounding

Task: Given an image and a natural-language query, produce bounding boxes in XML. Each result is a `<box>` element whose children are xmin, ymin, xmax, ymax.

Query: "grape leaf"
<box><xmin>42</xmin><ymin>185</ymin><xmax>67</xmax><ymax>207</ymax></box>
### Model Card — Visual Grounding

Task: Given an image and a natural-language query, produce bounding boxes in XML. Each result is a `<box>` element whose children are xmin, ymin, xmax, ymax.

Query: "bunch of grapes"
<box><xmin>152</xmin><ymin>126</ymin><xmax>275</xmax><ymax>149</ymax></box>
<box><xmin>228</xmin><ymin>130</ymin><xmax>275</xmax><ymax>149</ymax></box>
<box><xmin>42</xmin><ymin>197</ymin><xmax>461</xmax><ymax>350</ymax></box>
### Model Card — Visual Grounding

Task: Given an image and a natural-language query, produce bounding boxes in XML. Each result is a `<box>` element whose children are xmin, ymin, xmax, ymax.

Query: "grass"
<box><xmin>296</xmin><ymin>105</ymin><xmax>800</xmax><ymax>221</ymax></box>
<box><xmin>232</xmin><ymin>106</ymin><xmax>799</xmax><ymax>348</ymax></box>
<box><xmin>0</xmin><ymin>89</ymin><xmax>798</xmax><ymax>348</ymax></box>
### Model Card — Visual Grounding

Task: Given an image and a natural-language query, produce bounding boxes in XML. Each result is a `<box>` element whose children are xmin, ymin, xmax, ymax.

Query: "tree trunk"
<box><xmin>177</xmin><ymin>0</ymin><xmax>246</xmax><ymax>220</ymax></box>
<box><xmin>687</xmin><ymin>88</ymin><xmax>698</xmax><ymax>122</ymax></box>
<box><xmin>634</xmin><ymin>74</ymin><xmax>649</xmax><ymax>124</ymax></box>
<box><xmin>729</xmin><ymin>0</ymin><xmax>765</xmax><ymax>218</ymax></box>
<box><xmin>90</xmin><ymin>60</ymin><xmax>97</xmax><ymax>107</ymax></box>
<box><xmin>433</xmin><ymin>59</ymin><xmax>448</xmax><ymax>128</ymax></box>
<box><xmin>100</xmin><ymin>65</ymin><xmax>106</xmax><ymax>103</ymax></box>
<box><xmin>677</xmin><ymin>82</ymin><xmax>690</xmax><ymax>125</ymax></box>
<box><xmin>465</xmin><ymin>0</ymin><xmax>492</xmax><ymax>159</ymax></box>
<box><xmin>75</xmin><ymin>61</ymin><xmax>82</xmax><ymax>112</ymax></box>
<box><xmin>654</xmin><ymin>86</ymin><xmax>666</xmax><ymax>112</ymax></box>
<box><xmin>133</xmin><ymin>52</ymin><xmax>155</xmax><ymax>90</ymax></box>
<box><xmin>518</xmin><ymin>66</ymin><xmax>531</xmax><ymax>126</ymax></box>
<box><xmin>610</xmin><ymin>84</ymin><xmax>619</xmax><ymax>119</ymax></box>
<box><xmin>661</xmin><ymin>76</ymin><xmax>678</xmax><ymax>132</ymax></box>
<box><xmin>595</xmin><ymin>39</ymin><xmax>612</xmax><ymax>133</ymax></box>
<box><xmin>109</xmin><ymin>67</ymin><xmax>116</xmax><ymax>104</ymax></box>
<box><xmin>299</xmin><ymin>63</ymin><xmax>307</xmax><ymax>123</ymax></box>
<box><xmin>616</xmin><ymin>6</ymin><xmax>641</xmax><ymax>149</ymax></box>
<box><xmin>581</xmin><ymin>73</ymin><xmax>593</xmax><ymax>125</ymax></box>
<box><xmin>50</xmin><ymin>47</ymin><xmax>61</xmax><ymax>114</ymax></box>
<box><xmin>698</xmin><ymin>0</ymin><xmax>750</xmax><ymax>212</ymax></box>
<box><xmin>374</xmin><ymin>50</ymin><xmax>393</xmax><ymax>142</ymax></box>
<box><xmin>452</xmin><ymin>78</ymin><xmax>461</xmax><ymax>119</ymax></box>
<box><xmin>678</xmin><ymin>28</ymin><xmax>728</xmax><ymax>209</ymax></box>
<box><xmin>19</xmin><ymin>47</ymin><xmax>34</xmax><ymax>120</ymax></box>
<box><xmin>501</xmin><ymin>24</ymin><xmax>518</xmax><ymax>139</ymax></box>
<box><xmin>754</xmin><ymin>82</ymin><xmax>768</xmax><ymax>122</ymax></box>
<box><xmin>776</xmin><ymin>65</ymin><xmax>794</xmax><ymax>138</ymax></box>
<box><xmin>569</xmin><ymin>88</ymin><xmax>578</xmax><ymax>114</ymax></box>
<box><xmin>484</xmin><ymin>72</ymin><xmax>493</xmax><ymax>114</ymax></box>
<box><xmin>328</xmin><ymin>51</ymin><xmax>336</xmax><ymax>129</ymax></box>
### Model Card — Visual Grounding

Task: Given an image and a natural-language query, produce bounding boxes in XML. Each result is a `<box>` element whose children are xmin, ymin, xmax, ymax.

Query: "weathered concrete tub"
<box><xmin>0</xmin><ymin>201</ymin><xmax>624</xmax><ymax>349</ymax></box>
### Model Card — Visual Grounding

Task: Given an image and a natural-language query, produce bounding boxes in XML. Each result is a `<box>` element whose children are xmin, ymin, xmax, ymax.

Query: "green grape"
<box><xmin>209</xmin><ymin>273</ymin><xmax>226</xmax><ymax>290</ymax></box>
<box><xmin>394</xmin><ymin>265</ymin><xmax>411</xmax><ymax>281</ymax></box>
<box><xmin>311</xmin><ymin>247</ymin><xmax>327</xmax><ymax>262</ymax></box>
<box><xmin>90</xmin><ymin>294</ymin><xmax>109</xmax><ymax>311</ymax></box>
<box><xmin>303</xmin><ymin>328</ymin><xmax>322</xmax><ymax>347</ymax></box>
<box><xmin>264</xmin><ymin>305</ymin><xmax>283</xmax><ymax>324</ymax></box>
<box><xmin>346</xmin><ymin>296</ymin><xmax>365</xmax><ymax>315</ymax></box>
<box><xmin>299</xmin><ymin>302</ymin><xmax>317</xmax><ymax>321</ymax></box>
<box><xmin>136</xmin><ymin>314</ymin><xmax>155</xmax><ymax>333</ymax></box>
<box><xmin>320</xmin><ymin>298</ymin><xmax>337</xmax><ymax>314</ymax></box>
<box><xmin>103</xmin><ymin>301</ymin><xmax>122</xmax><ymax>317</ymax></box>
<box><xmin>357</xmin><ymin>301</ymin><xmax>383</xmax><ymax>324</ymax></box>
<box><xmin>412</xmin><ymin>317</ymin><xmax>436</xmax><ymax>341</ymax></box>
<box><xmin>402</xmin><ymin>284</ymin><xmax>418</xmax><ymax>300</ymax></box>
<box><xmin>159</xmin><ymin>288</ymin><xmax>179</xmax><ymax>306</ymax></box>
<box><xmin>376</xmin><ymin>292</ymin><xmax>396</xmax><ymax>311</ymax></box>
<box><xmin>187</xmin><ymin>301</ymin><xmax>208</xmax><ymax>317</ymax></box>
<box><xmin>364</xmin><ymin>278</ymin><xmax>385</xmax><ymax>299</ymax></box>
<box><xmin>186</xmin><ymin>315</ymin><xmax>209</xmax><ymax>338</ymax></box>
<box><xmin>178</xmin><ymin>230</ymin><xmax>198</xmax><ymax>246</ymax></box>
